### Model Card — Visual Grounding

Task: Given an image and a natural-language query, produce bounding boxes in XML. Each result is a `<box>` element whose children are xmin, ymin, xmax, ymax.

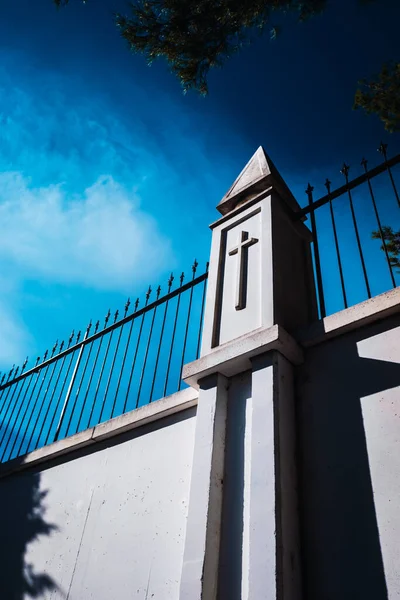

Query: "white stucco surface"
<box><xmin>0</xmin><ymin>409</ymin><xmax>196</xmax><ymax>600</ymax></box>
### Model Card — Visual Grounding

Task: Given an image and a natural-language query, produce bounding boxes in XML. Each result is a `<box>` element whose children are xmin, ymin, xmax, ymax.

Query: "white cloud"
<box><xmin>0</xmin><ymin>172</ymin><xmax>174</xmax><ymax>292</ymax></box>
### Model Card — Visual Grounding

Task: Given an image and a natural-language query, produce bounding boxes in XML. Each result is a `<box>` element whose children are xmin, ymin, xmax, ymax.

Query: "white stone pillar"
<box><xmin>180</xmin><ymin>147</ymin><xmax>314</xmax><ymax>599</ymax></box>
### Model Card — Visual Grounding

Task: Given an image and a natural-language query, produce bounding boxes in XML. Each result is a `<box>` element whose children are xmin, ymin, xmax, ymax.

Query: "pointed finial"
<box><xmin>114</xmin><ymin>309</ymin><xmax>119</xmax><ymax>323</ymax></box>
<box><xmin>43</xmin><ymin>349</ymin><xmax>48</xmax><ymax>361</ymax></box>
<box><xmin>192</xmin><ymin>259</ymin><xmax>199</xmax><ymax>275</ymax></box>
<box><xmin>145</xmin><ymin>286</ymin><xmax>152</xmax><ymax>304</ymax></box>
<box><xmin>306</xmin><ymin>183</ymin><xmax>314</xmax><ymax>197</ymax></box>
<box><xmin>7</xmin><ymin>365</ymin><xmax>15</xmax><ymax>381</ymax></box>
<box><xmin>378</xmin><ymin>141</ymin><xmax>388</xmax><ymax>158</ymax></box>
<box><xmin>104</xmin><ymin>310</ymin><xmax>111</xmax><ymax>327</ymax></box>
<box><xmin>324</xmin><ymin>179</ymin><xmax>331</xmax><ymax>194</ymax></box>
<box><xmin>14</xmin><ymin>366</ymin><xmax>19</xmax><ymax>378</ymax></box>
<box><xmin>168</xmin><ymin>273</ymin><xmax>174</xmax><ymax>291</ymax></box>
<box><xmin>51</xmin><ymin>340</ymin><xmax>58</xmax><ymax>357</ymax></box>
<box><xmin>22</xmin><ymin>357</ymin><xmax>28</xmax><ymax>372</ymax></box>
<box><xmin>134</xmin><ymin>298</ymin><xmax>140</xmax><ymax>312</ymax></box>
<box><xmin>124</xmin><ymin>298</ymin><xmax>131</xmax><ymax>317</ymax></box>
<box><xmin>86</xmin><ymin>320</ymin><xmax>92</xmax><ymax>336</ymax></box>
<box><xmin>340</xmin><ymin>163</ymin><xmax>350</xmax><ymax>178</ymax></box>
<box><xmin>180</xmin><ymin>272</ymin><xmax>185</xmax><ymax>286</ymax></box>
<box><xmin>59</xmin><ymin>340</ymin><xmax>65</xmax><ymax>352</ymax></box>
<box><xmin>35</xmin><ymin>357</ymin><xmax>40</xmax><ymax>366</ymax></box>
<box><xmin>68</xmin><ymin>330</ymin><xmax>75</xmax><ymax>347</ymax></box>
<box><xmin>76</xmin><ymin>330</ymin><xmax>81</xmax><ymax>343</ymax></box>
<box><xmin>95</xmin><ymin>320</ymin><xmax>100</xmax><ymax>333</ymax></box>
<box><xmin>156</xmin><ymin>285</ymin><xmax>161</xmax><ymax>299</ymax></box>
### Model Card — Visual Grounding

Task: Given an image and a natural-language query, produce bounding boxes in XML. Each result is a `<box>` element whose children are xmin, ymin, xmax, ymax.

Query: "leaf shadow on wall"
<box><xmin>298</xmin><ymin>314</ymin><xmax>400</xmax><ymax>600</ymax></box>
<box><xmin>0</xmin><ymin>431</ymin><xmax>59</xmax><ymax>600</ymax></box>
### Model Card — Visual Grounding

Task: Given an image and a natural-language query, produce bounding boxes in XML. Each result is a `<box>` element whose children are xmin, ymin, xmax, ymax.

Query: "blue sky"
<box><xmin>0</xmin><ymin>0</ymin><xmax>399</xmax><ymax>369</ymax></box>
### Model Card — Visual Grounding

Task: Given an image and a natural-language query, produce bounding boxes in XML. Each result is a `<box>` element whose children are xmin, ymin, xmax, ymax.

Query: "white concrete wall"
<box><xmin>298</xmin><ymin>313</ymin><xmax>400</xmax><ymax>600</ymax></box>
<box><xmin>0</xmin><ymin>408</ymin><xmax>196</xmax><ymax>600</ymax></box>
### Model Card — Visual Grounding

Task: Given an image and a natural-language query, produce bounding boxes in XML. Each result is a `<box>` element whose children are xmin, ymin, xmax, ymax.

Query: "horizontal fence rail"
<box><xmin>0</xmin><ymin>261</ymin><xmax>208</xmax><ymax>464</ymax></box>
<box><xmin>298</xmin><ymin>143</ymin><xmax>400</xmax><ymax>318</ymax></box>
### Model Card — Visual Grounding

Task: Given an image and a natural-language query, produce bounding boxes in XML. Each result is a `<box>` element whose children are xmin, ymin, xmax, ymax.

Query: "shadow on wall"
<box><xmin>298</xmin><ymin>314</ymin><xmax>400</xmax><ymax>600</ymax></box>
<box><xmin>0</xmin><ymin>436</ymin><xmax>58</xmax><ymax>599</ymax></box>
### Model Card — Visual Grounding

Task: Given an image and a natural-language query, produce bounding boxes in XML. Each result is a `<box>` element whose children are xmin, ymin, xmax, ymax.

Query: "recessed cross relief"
<box><xmin>228</xmin><ymin>230</ymin><xmax>259</xmax><ymax>311</ymax></box>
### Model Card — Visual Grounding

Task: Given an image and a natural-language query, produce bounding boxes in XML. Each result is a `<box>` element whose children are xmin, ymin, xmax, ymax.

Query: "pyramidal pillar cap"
<box><xmin>217</xmin><ymin>146</ymin><xmax>300</xmax><ymax>216</ymax></box>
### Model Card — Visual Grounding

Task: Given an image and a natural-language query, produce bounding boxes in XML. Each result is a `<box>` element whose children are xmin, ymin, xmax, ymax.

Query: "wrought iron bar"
<box><xmin>64</xmin><ymin>322</ymin><xmax>93</xmax><ymax>436</ymax></box>
<box><xmin>149</xmin><ymin>275</ymin><xmax>174</xmax><ymax>403</ymax></box>
<box><xmin>9</xmin><ymin>368</ymin><xmax>42</xmax><ymax>459</ymax></box>
<box><xmin>136</xmin><ymin>286</ymin><xmax>161</xmax><ymax>408</ymax></box>
<box><xmin>97</xmin><ymin>311</ymin><xmax>120</xmax><ymax>422</ymax></box>
<box><xmin>378</xmin><ymin>142</ymin><xmax>400</xmax><ymax>208</ymax></box>
<box><xmin>341</xmin><ymin>164</ymin><xmax>371</xmax><ymax>299</ymax></box>
<box><xmin>0</xmin><ymin>376</ymin><xmax>25</xmax><ymax>457</ymax></box>
<box><xmin>178</xmin><ymin>260</ymin><xmax>198</xmax><ymax>390</ymax></box>
<box><xmin>20</xmin><ymin>354</ymin><xmax>52</xmax><ymax>454</ymax></box>
<box><xmin>102</xmin><ymin>302</ymin><xmax>130</xmax><ymax>419</ymax></box>
<box><xmin>164</xmin><ymin>272</ymin><xmax>185</xmax><ymax>396</ymax></box>
<box><xmin>362</xmin><ymin>158</ymin><xmax>397</xmax><ymax>289</ymax></box>
<box><xmin>325</xmin><ymin>179</ymin><xmax>348</xmax><ymax>308</ymax></box>
<box><xmin>306</xmin><ymin>184</ymin><xmax>326</xmax><ymax>318</ymax></box>
<box><xmin>196</xmin><ymin>263</ymin><xmax>209</xmax><ymax>359</ymax></box>
<box><xmin>52</xmin><ymin>332</ymin><xmax>80</xmax><ymax>442</ymax></box>
<box><xmin>122</xmin><ymin>287</ymin><xmax>152</xmax><ymax>413</ymax></box>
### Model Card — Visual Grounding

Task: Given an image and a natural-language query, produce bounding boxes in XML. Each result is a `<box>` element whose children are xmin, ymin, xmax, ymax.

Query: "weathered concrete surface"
<box><xmin>0</xmin><ymin>408</ymin><xmax>197</xmax><ymax>600</ymax></box>
<box><xmin>297</xmin><ymin>313</ymin><xmax>400</xmax><ymax>600</ymax></box>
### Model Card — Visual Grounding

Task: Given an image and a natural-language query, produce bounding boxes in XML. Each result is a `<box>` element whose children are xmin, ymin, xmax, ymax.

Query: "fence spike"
<box><xmin>14</xmin><ymin>366</ymin><xmax>19</xmax><ymax>378</ymax></box>
<box><xmin>146</xmin><ymin>286</ymin><xmax>152</xmax><ymax>303</ymax></box>
<box><xmin>306</xmin><ymin>182</ymin><xmax>314</xmax><ymax>196</ymax></box>
<box><xmin>340</xmin><ymin>163</ymin><xmax>350</xmax><ymax>179</ymax></box>
<box><xmin>86</xmin><ymin>320</ymin><xmax>92</xmax><ymax>336</ymax></box>
<box><xmin>35</xmin><ymin>357</ymin><xmax>40</xmax><ymax>366</ymax></box>
<box><xmin>124</xmin><ymin>298</ymin><xmax>131</xmax><ymax>317</ymax></box>
<box><xmin>114</xmin><ymin>310</ymin><xmax>119</xmax><ymax>323</ymax></box>
<box><xmin>324</xmin><ymin>178</ymin><xmax>332</xmax><ymax>194</ymax></box>
<box><xmin>51</xmin><ymin>340</ymin><xmax>58</xmax><ymax>357</ymax></box>
<box><xmin>361</xmin><ymin>157</ymin><xmax>368</xmax><ymax>170</ymax></box>
<box><xmin>192</xmin><ymin>259</ymin><xmax>199</xmax><ymax>274</ymax></box>
<box><xmin>68</xmin><ymin>330</ymin><xmax>75</xmax><ymax>347</ymax></box>
<box><xmin>378</xmin><ymin>141</ymin><xmax>388</xmax><ymax>159</ymax></box>
<box><xmin>94</xmin><ymin>320</ymin><xmax>100</xmax><ymax>334</ymax></box>
<box><xmin>168</xmin><ymin>272</ymin><xmax>174</xmax><ymax>291</ymax></box>
<box><xmin>76</xmin><ymin>330</ymin><xmax>81</xmax><ymax>343</ymax></box>
<box><xmin>43</xmin><ymin>350</ymin><xmax>49</xmax><ymax>361</ymax></box>
<box><xmin>104</xmin><ymin>310</ymin><xmax>111</xmax><ymax>328</ymax></box>
<box><xmin>22</xmin><ymin>357</ymin><xmax>28</xmax><ymax>372</ymax></box>
<box><xmin>59</xmin><ymin>340</ymin><xmax>65</xmax><ymax>352</ymax></box>
<box><xmin>180</xmin><ymin>272</ymin><xmax>185</xmax><ymax>286</ymax></box>
<box><xmin>134</xmin><ymin>298</ymin><xmax>140</xmax><ymax>312</ymax></box>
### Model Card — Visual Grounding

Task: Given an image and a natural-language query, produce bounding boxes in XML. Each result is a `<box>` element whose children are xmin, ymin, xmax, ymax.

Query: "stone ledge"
<box><xmin>298</xmin><ymin>287</ymin><xmax>400</xmax><ymax>348</ymax></box>
<box><xmin>0</xmin><ymin>387</ymin><xmax>198</xmax><ymax>479</ymax></box>
<box><xmin>183</xmin><ymin>324</ymin><xmax>303</xmax><ymax>389</ymax></box>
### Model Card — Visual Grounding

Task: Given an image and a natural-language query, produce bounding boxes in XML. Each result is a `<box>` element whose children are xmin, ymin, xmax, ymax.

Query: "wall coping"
<box><xmin>0</xmin><ymin>387</ymin><xmax>198</xmax><ymax>479</ymax></box>
<box><xmin>298</xmin><ymin>287</ymin><xmax>400</xmax><ymax>347</ymax></box>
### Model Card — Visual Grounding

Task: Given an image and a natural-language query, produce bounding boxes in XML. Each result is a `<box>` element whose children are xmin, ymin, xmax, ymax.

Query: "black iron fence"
<box><xmin>0</xmin><ymin>261</ymin><xmax>208</xmax><ymax>463</ymax></box>
<box><xmin>297</xmin><ymin>142</ymin><xmax>400</xmax><ymax>317</ymax></box>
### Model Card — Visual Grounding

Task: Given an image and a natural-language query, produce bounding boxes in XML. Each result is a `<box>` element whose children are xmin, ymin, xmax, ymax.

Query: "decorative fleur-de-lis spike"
<box><xmin>59</xmin><ymin>340</ymin><xmax>65</xmax><ymax>352</ymax></box>
<box><xmin>86</xmin><ymin>320</ymin><xmax>92</xmax><ymax>336</ymax></box>
<box><xmin>104</xmin><ymin>310</ymin><xmax>111</xmax><ymax>328</ymax></box>
<box><xmin>94</xmin><ymin>320</ymin><xmax>100</xmax><ymax>334</ymax></box>
<box><xmin>134</xmin><ymin>298</ymin><xmax>140</xmax><ymax>312</ymax></box>
<box><xmin>306</xmin><ymin>182</ymin><xmax>314</xmax><ymax>196</ymax></box>
<box><xmin>325</xmin><ymin>178</ymin><xmax>332</xmax><ymax>194</ymax></box>
<box><xmin>51</xmin><ymin>340</ymin><xmax>58</xmax><ymax>357</ymax></box>
<box><xmin>43</xmin><ymin>350</ymin><xmax>48</xmax><ymax>361</ymax></box>
<box><xmin>168</xmin><ymin>272</ymin><xmax>174</xmax><ymax>291</ymax></box>
<box><xmin>76</xmin><ymin>330</ymin><xmax>81</xmax><ymax>343</ymax></box>
<box><xmin>361</xmin><ymin>157</ymin><xmax>368</xmax><ymax>171</ymax></box>
<box><xmin>192</xmin><ymin>259</ymin><xmax>199</xmax><ymax>275</ymax></box>
<box><xmin>155</xmin><ymin>285</ymin><xmax>161</xmax><ymax>300</ymax></box>
<box><xmin>7</xmin><ymin>365</ymin><xmax>15</xmax><ymax>381</ymax></box>
<box><xmin>340</xmin><ymin>163</ymin><xmax>350</xmax><ymax>178</ymax></box>
<box><xmin>22</xmin><ymin>357</ymin><xmax>28</xmax><ymax>372</ymax></box>
<box><xmin>180</xmin><ymin>272</ymin><xmax>185</xmax><ymax>286</ymax></box>
<box><xmin>378</xmin><ymin>141</ymin><xmax>388</xmax><ymax>158</ymax></box>
<box><xmin>124</xmin><ymin>298</ymin><xmax>131</xmax><ymax>317</ymax></box>
<box><xmin>14</xmin><ymin>366</ymin><xmax>19</xmax><ymax>378</ymax></box>
<box><xmin>114</xmin><ymin>310</ymin><xmax>119</xmax><ymax>323</ymax></box>
<box><xmin>35</xmin><ymin>357</ymin><xmax>40</xmax><ymax>366</ymax></box>
<box><xmin>68</xmin><ymin>330</ymin><xmax>75</xmax><ymax>347</ymax></box>
<box><xmin>146</xmin><ymin>286</ymin><xmax>152</xmax><ymax>303</ymax></box>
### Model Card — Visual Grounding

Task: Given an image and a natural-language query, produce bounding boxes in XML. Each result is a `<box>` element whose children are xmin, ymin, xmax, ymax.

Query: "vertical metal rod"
<box><xmin>4</xmin><ymin>372</ymin><xmax>35</xmax><ymax>461</ymax></box>
<box><xmin>19</xmin><ymin>358</ymin><xmax>52</xmax><ymax>454</ymax></box>
<box><xmin>149</xmin><ymin>275</ymin><xmax>174</xmax><ymax>403</ymax></box>
<box><xmin>362</xmin><ymin>158</ymin><xmax>397</xmax><ymax>288</ymax></box>
<box><xmin>75</xmin><ymin>339</ymin><xmax>96</xmax><ymax>432</ymax></box>
<box><xmin>341</xmin><ymin>164</ymin><xmax>371</xmax><ymax>299</ymax></box>
<box><xmin>111</xmin><ymin>299</ymin><xmax>139</xmax><ymax>418</ymax></box>
<box><xmin>10</xmin><ymin>369</ymin><xmax>42</xmax><ymax>459</ymax></box>
<box><xmin>136</xmin><ymin>287</ymin><xmax>161</xmax><ymax>408</ymax></box>
<box><xmin>306</xmin><ymin>184</ymin><xmax>326</xmax><ymax>318</ymax></box>
<box><xmin>163</xmin><ymin>273</ymin><xmax>185</xmax><ymax>397</ymax></box>
<box><xmin>0</xmin><ymin>379</ymin><xmax>24</xmax><ymax>457</ymax></box>
<box><xmin>123</xmin><ymin>288</ymin><xmax>152</xmax><ymax>414</ymax></box>
<box><xmin>33</xmin><ymin>356</ymin><xmax>63</xmax><ymax>449</ymax></box>
<box><xmin>81</xmin><ymin>319</ymin><xmax>108</xmax><ymax>429</ymax></box>
<box><xmin>0</xmin><ymin>368</ymin><xmax>13</xmax><ymax>408</ymax></box>
<box><xmin>379</xmin><ymin>142</ymin><xmax>400</xmax><ymax>208</ymax></box>
<box><xmin>96</xmin><ymin>316</ymin><xmax>119</xmax><ymax>423</ymax></box>
<box><xmin>0</xmin><ymin>366</ymin><xmax>18</xmax><ymax>422</ymax></box>
<box><xmin>53</xmin><ymin>336</ymin><xmax>84</xmax><ymax>442</ymax></box>
<box><xmin>43</xmin><ymin>344</ymin><xmax>68</xmax><ymax>445</ymax></box>
<box><xmin>196</xmin><ymin>263</ymin><xmax>208</xmax><ymax>359</ymax></box>
<box><xmin>0</xmin><ymin>368</ymin><xmax>23</xmax><ymax>448</ymax></box>
<box><xmin>178</xmin><ymin>261</ymin><xmax>198</xmax><ymax>390</ymax></box>
<box><xmin>100</xmin><ymin>307</ymin><xmax>127</xmax><ymax>420</ymax></box>
<box><xmin>325</xmin><ymin>180</ymin><xmax>348</xmax><ymax>308</ymax></box>
<box><xmin>0</xmin><ymin>375</ymin><xmax>30</xmax><ymax>461</ymax></box>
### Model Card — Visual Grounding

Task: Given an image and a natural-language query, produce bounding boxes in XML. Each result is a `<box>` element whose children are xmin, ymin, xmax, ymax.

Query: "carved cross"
<box><xmin>228</xmin><ymin>230</ymin><xmax>259</xmax><ymax>311</ymax></box>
